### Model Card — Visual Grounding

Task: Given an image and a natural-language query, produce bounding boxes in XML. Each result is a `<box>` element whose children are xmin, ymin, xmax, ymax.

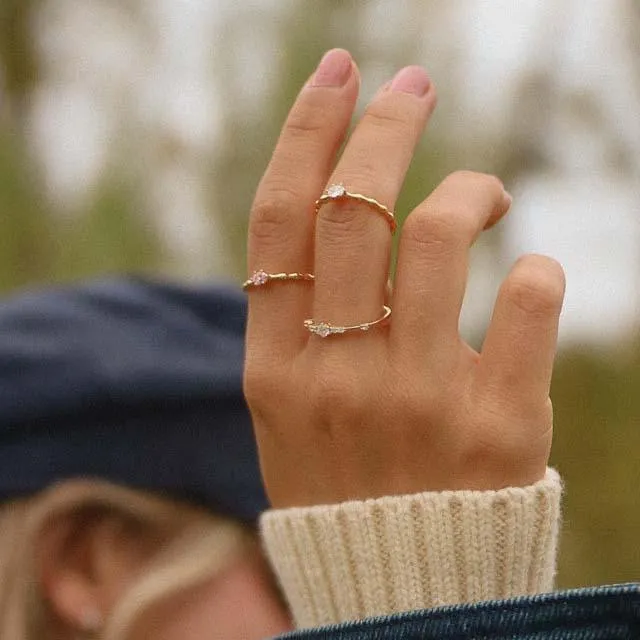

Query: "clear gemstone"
<box><xmin>250</xmin><ymin>270</ymin><xmax>269</xmax><ymax>286</ymax></box>
<box><xmin>316</xmin><ymin>323</ymin><xmax>332</xmax><ymax>338</ymax></box>
<box><xmin>326</xmin><ymin>184</ymin><xmax>345</xmax><ymax>198</ymax></box>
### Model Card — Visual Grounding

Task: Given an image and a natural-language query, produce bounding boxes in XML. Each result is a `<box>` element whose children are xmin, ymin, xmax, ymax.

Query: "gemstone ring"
<box><xmin>304</xmin><ymin>305</ymin><xmax>392</xmax><ymax>338</ymax></box>
<box><xmin>314</xmin><ymin>184</ymin><xmax>397</xmax><ymax>234</ymax></box>
<box><xmin>243</xmin><ymin>270</ymin><xmax>315</xmax><ymax>290</ymax></box>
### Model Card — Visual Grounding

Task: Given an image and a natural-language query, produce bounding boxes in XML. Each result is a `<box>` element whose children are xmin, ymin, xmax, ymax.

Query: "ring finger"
<box><xmin>247</xmin><ymin>49</ymin><xmax>359</xmax><ymax>355</ymax></box>
<box><xmin>311</xmin><ymin>66</ymin><xmax>437</xmax><ymax>339</ymax></box>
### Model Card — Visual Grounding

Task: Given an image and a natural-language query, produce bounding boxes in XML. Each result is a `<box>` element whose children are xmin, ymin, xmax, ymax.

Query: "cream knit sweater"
<box><xmin>261</xmin><ymin>468</ymin><xmax>562</xmax><ymax>629</ymax></box>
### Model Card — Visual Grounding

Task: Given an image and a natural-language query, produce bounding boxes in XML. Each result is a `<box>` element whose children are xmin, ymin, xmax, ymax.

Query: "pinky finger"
<box><xmin>478</xmin><ymin>254</ymin><xmax>566</xmax><ymax>408</ymax></box>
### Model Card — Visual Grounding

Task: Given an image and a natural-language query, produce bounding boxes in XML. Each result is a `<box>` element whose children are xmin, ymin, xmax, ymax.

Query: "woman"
<box><xmin>0</xmin><ymin>277</ymin><xmax>293</xmax><ymax>638</ymax></box>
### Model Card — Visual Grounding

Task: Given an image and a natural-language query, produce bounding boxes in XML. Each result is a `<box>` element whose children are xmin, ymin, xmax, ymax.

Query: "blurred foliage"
<box><xmin>0</xmin><ymin>0</ymin><xmax>638</xmax><ymax>593</ymax></box>
<box><xmin>0</xmin><ymin>1</ymin><xmax>162</xmax><ymax>292</ymax></box>
<box><xmin>552</xmin><ymin>345</ymin><xmax>640</xmax><ymax>587</ymax></box>
<box><xmin>0</xmin><ymin>130</ymin><xmax>54</xmax><ymax>290</ymax></box>
<box><xmin>0</xmin><ymin>128</ymin><xmax>161</xmax><ymax>292</ymax></box>
<box><xmin>0</xmin><ymin>0</ymin><xmax>44</xmax><ymax>106</ymax></box>
<box><xmin>50</xmin><ymin>178</ymin><xmax>162</xmax><ymax>282</ymax></box>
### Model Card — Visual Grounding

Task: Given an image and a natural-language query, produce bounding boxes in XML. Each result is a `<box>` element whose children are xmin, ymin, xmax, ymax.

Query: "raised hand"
<box><xmin>244</xmin><ymin>49</ymin><xmax>565</xmax><ymax>508</ymax></box>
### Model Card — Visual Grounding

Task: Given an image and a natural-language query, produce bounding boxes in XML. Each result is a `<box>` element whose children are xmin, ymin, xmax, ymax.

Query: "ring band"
<box><xmin>243</xmin><ymin>269</ymin><xmax>315</xmax><ymax>290</ymax></box>
<box><xmin>315</xmin><ymin>184</ymin><xmax>397</xmax><ymax>234</ymax></box>
<box><xmin>304</xmin><ymin>305</ymin><xmax>391</xmax><ymax>338</ymax></box>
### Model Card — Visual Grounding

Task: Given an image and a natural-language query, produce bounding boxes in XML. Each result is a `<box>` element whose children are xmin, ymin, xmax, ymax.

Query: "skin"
<box><xmin>42</xmin><ymin>511</ymin><xmax>293</xmax><ymax>639</ymax></box>
<box><xmin>130</xmin><ymin>550</ymin><xmax>292</xmax><ymax>640</ymax></box>
<box><xmin>244</xmin><ymin>48</ymin><xmax>566</xmax><ymax>508</ymax></box>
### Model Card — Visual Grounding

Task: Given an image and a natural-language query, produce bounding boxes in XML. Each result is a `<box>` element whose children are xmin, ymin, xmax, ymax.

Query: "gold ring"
<box><xmin>315</xmin><ymin>184</ymin><xmax>397</xmax><ymax>234</ymax></box>
<box><xmin>243</xmin><ymin>269</ymin><xmax>314</xmax><ymax>290</ymax></box>
<box><xmin>304</xmin><ymin>305</ymin><xmax>391</xmax><ymax>338</ymax></box>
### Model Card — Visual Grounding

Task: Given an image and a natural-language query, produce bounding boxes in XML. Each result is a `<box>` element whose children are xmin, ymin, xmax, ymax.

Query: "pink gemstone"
<box><xmin>251</xmin><ymin>270</ymin><xmax>269</xmax><ymax>286</ymax></box>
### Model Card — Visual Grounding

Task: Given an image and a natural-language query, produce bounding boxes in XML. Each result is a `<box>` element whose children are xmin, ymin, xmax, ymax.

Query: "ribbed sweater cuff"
<box><xmin>260</xmin><ymin>468</ymin><xmax>562</xmax><ymax>629</ymax></box>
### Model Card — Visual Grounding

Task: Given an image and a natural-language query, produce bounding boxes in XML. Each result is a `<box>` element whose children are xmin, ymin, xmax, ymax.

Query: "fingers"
<box><xmin>312</xmin><ymin>66</ymin><xmax>437</xmax><ymax>333</ymax></box>
<box><xmin>247</xmin><ymin>49</ymin><xmax>359</xmax><ymax>353</ymax></box>
<box><xmin>478</xmin><ymin>255</ymin><xmax>565</xmax><ymax>407</ymax></box>
<box><xmin>392</xmin><ymin>171</ymin><xmax>512</xmax><ymax>358</ymax></box>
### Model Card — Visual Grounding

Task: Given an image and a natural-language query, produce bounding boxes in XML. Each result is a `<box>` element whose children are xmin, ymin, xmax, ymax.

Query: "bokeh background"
<box><xmin>1</xmin><ymin>0</ymin><xmax>639</xmax><ymax>588</ymax></box>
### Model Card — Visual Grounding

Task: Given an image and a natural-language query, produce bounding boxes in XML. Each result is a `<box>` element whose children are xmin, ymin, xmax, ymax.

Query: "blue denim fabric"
<box><xmin>275</xmin><ymin>583</ymin><xmax>640</xmax><ymax>639</ymax></box>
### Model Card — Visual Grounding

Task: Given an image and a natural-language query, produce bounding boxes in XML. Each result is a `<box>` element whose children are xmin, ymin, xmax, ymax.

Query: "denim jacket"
<box><xmin>275</xmin><ymin>584</ymin><xmax>640</xmax><ymax>639</ymax></box>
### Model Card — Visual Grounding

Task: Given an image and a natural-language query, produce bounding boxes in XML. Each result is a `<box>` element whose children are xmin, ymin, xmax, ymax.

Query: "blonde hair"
<box><xmin>0</xmin><ymin>479</ymin><xmax>254</xmax><ymax>640</ymax></box>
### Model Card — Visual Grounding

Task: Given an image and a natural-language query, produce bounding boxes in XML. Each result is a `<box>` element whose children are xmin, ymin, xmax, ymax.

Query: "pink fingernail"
<box><xmin>503</xmin><ymin>190</ymin><xmax>513</xmax><ymax>210</ymax></box>
<box><xmin>311</xmin><ymin>49</ymin><xmax>353</xmax><ymax>87</ymax></box>
<box><xmin>390</xmin><ymin>66</ymin><xmax>431</xmax><ymax>97</ymax></box>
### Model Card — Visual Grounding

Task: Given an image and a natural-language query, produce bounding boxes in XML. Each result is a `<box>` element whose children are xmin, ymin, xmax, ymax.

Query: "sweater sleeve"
<box><xmin>260</xmin><ymin>468</ymin><xmax>562</xmax><ymax>629</ymax></box>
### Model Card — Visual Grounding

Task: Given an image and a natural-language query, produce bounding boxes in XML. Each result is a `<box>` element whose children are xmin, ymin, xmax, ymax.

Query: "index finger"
<box><xmin>247</xmin><ymin>49</ymin><xmax>359</xmax><ymax>355</ymax></box>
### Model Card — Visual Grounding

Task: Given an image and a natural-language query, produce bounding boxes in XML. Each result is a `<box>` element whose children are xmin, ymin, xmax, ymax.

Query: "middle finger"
<box><xmin>311</xmin><ymin>66</ymin><xmax>437</xmax><ymax>338</ymax></box>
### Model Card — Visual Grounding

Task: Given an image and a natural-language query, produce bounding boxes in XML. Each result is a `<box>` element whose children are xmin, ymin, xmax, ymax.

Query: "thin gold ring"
<box><xmin>243</xmin><ymin>269</ymin><xmax>314</xmax><ymax>290</ymax></box>
<box><xmin>304</xmin><ymin>305</ymin><xmax>392</xmax><ymax>338</ymax></box>
<box><xmin>315</xmin><ymin>184</ymin><xmax>397</xmax><ymax>234</ymax></box>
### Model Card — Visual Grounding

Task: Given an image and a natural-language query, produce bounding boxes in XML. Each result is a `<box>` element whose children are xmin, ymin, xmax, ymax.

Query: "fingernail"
<box><xmin>390</xmin><ymin>66</ymin><xmax>431</xmax><ymax>97</ymax></box>
<box><xmin>503</xmin><ymin>190</ymin><xmax>513</xmax><ymax>210</ymax></box>
<box><xmin>311</xmin><ymin>49</ymin><xmax>353</xmax><ymax>87</ymax></box>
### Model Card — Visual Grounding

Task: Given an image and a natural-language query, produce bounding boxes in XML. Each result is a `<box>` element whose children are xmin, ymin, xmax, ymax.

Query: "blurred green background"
<box><xmin>1</xmin><ymin>1</ymin><xmax>639</xmax><ymax>588</ymax></box>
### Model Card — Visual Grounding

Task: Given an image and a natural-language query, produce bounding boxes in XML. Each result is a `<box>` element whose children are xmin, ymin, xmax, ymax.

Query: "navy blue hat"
<box><xmin>0</xmin><ymin>277</ymin><xmax>269</xmax><ymax>522</ymax></box>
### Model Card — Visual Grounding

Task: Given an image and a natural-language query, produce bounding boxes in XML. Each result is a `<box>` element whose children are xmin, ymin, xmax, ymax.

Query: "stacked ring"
<box><xmin>243</xmin><ymin>270</ymin><xmax>315</xmax><ymax>290</ymax></box>
<box><xmin>315</xmin><ymin>184</ymin><xmax>397</xmax><ymax>234</ymax></box>
<box><xmin>304</xmin><ymin>305</ymin><xmax>392</xmax><ymax>338</ymax></box>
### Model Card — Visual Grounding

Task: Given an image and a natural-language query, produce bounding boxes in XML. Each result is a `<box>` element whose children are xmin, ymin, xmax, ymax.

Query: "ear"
<box><xmin>37</xmin><ymin>508</ymin><xmax>156</xmax><ymax>634</ymax></box>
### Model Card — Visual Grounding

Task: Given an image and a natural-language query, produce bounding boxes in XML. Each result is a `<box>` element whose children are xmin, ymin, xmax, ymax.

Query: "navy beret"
<box><xmin>0</xmin><ymin>277</ymin><xmax>269</xmax><ymax>522</ymax></box>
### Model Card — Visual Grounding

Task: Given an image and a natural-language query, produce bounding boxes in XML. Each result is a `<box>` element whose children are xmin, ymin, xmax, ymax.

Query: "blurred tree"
<box><xmin>552</xmin><ymin>344</ymin><xmax>640</xmax><ymax>587</ymax></box>
<box><xmin>0</xmin><ymin>0</ymin><xmax>44</xmax><ymax>117</ymax></box>
<box><xmin>0</xmin><ymin>0</ymin><xmax>162</xmax><ymax>292</ymax></box>
<box><xmin>0</xmin><ymin>130</ymin><xmax>54</xmax><ymax>291</ymax></box>
<box><xmin>0</xmin><ymin>1</ymin><xmax>54</xmax><ymax>291</ymax></box>
<box><xmin>51</xmin><ymin>175</ymin><xmax>161</xmax><ymax>282</ymax></box>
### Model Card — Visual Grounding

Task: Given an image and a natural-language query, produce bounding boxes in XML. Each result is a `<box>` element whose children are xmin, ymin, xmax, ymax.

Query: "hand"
<box><xmin>244</xmin><ymin>49</ymin><xmax>565</xmax><ymax>508</ymax></box>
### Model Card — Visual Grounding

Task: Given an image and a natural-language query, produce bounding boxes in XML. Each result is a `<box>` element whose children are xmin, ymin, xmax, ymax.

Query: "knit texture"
<box><xmin>260</xmin><ymin>468</ymin><xmax>562</xmax><ymax>629</ymax></box>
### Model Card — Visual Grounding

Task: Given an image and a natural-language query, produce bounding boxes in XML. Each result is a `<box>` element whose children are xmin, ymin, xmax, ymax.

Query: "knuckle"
<box><xmin>249</xmin><ymin>188</ymin><xmax>297</xmax><ymax>245</ymax></box>
<box><xmin>338</xmin><ymin>159</ymin><xmax>379</xmax><ymax>191</ymax></box>
<box><xmin>244</xmin><ymin>361</ymin><xmax>294</xmax><ymax>418</ymax></box>
<box><xmin>243</xmin><ymin>361</ymin><xmax>274</xmax><ymax>407</ymax></box>
<box><xmin>284</xmin><ymin>81</ymin><xmax>355</xmax><ymax>141</ymax></box>
<box><xmin>362</xmin><ymin>100</ymin><xmax>410</xmax><ymax>131</ymax></box>
<box><xmin>504</xmin><ymin>255</ymin><xmax>566</xmax><ymax>315</ymax></box>
<box><xmin>403</xmin><ymin>208</ymin><xmax>469</xmax><ymax>251</ymax></box>
<box><xmin>284</xmin><ymin>106</ymin><xmax>328</xmax><ymax>139</ymax></box>
<box><xmin>444</xmin><ymin>170</ymin><xmax>504</xmax><ymax>197</ymax></box>
<box><xmin>307</xmin><ymin>366</ymin><xmax>369</xmax><ymax>426</ymax></box>
<box><xmin>388</xmin><ymin>361</ymin><xmax>446</xmax><ymax>421</ymax></box>
<box><xmin>465</xmin><ymin>406</ymin><xmax>552</xmax><ymax>472</ymax></box>
<box><xmin>316</xmin><ymin>198</ymin><xmax>375</xmax><ymax>237</ymax></box>
<box><xmin>479</xmin><ymin>173</ymin><xmax>505</xmax><ymax>198</ymax></box>
<box><xmin>463</xmin><ymin>432</ymin><xmax>516</xmax><ymax>473</ymax></box>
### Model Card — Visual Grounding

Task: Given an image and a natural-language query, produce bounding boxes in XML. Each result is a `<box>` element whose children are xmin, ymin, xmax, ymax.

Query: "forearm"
<box><xmin>261</xmin><ymin>469</ymin><xmax>562</xmax><ymax>629</ymax></box>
